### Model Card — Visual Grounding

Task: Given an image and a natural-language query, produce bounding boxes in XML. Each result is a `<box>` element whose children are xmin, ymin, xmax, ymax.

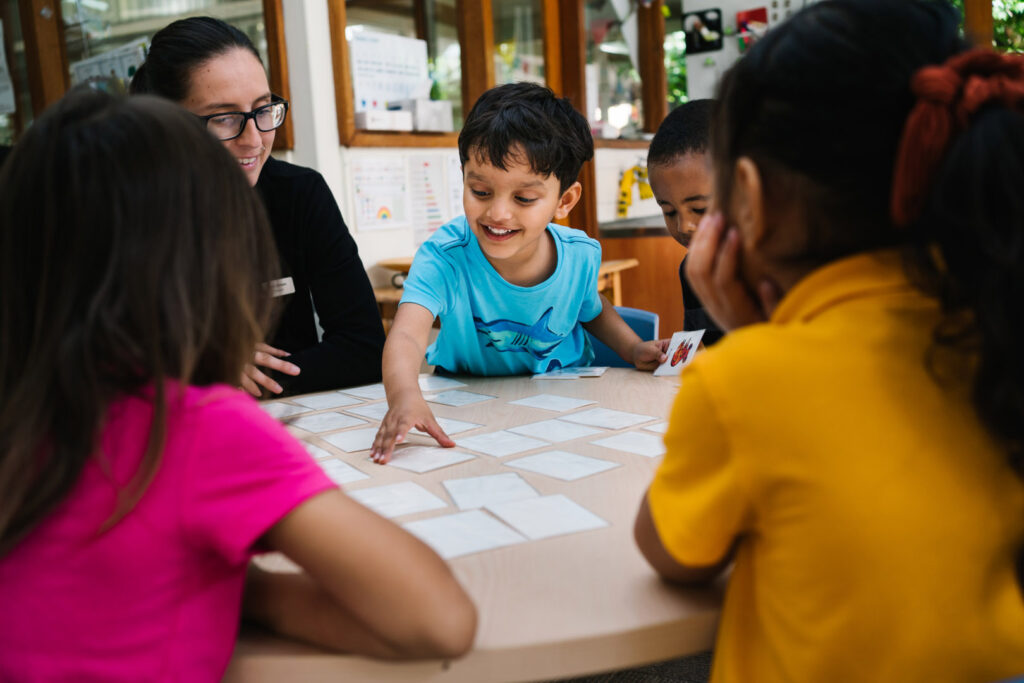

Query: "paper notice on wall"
<box><xmin>69</xmin><ymin>37</ymin><xmax>148</xmax><ymax>90</ymax></box>
<box><xmin>0</xmin><ymin>20</ymin><xmax>16</xmax><ymax>115</ymax></box>
<box><xmin>447</xmin><ymin>152</ymin><xmax>464</xmax><ymax>221</ymax></box>
<box><xmin>408</xmin><ymin>153</ymin><xmax>447</xmax><ymax>247</ymax></box>
<box><xmin>347</xmin><ymin>29</ymin><xmax>431</xmax><ymax>112</ymax></box>
<box><xmin>351</xmin><ymin>157</ymin><xmax>411</xmax><ymax>231</ymax></box>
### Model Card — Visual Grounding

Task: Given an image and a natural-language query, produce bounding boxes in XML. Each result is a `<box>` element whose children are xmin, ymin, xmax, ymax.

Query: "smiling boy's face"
<box><xmin>649</xmin><ymin>152</ymin><xmax>712</xmax><ymax>248</ymax></box>
<box><xmin>463</xmin><ymin>145</ymin><xmax>581</xmax><ymax>285</ymax></box>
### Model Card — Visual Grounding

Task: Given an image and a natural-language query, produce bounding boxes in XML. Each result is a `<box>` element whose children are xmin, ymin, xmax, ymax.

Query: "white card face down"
<box><xmin>322</xmin><ymin>426</ymin><xmax>379</xmax><ymax>453</ymax></box>
<box><xmin>319</xmin><ymin>458</ymin><xmax>370</xmax><ymax>484</ymax></box>
<box><xmin>507</xmin><ymin>419</ymin><xmax>603</xmax><ymax>443</ymax></box>
<box><xmin>508</xmin><ymin>394</ymin><xmax>596</xmax><ymax>412</ymax></box>
<box><xmin>341</xmin><ymin>383</ymin><xmax>388</xmax><ymax>400</ymax></box>
<box><xmin>347</xmin><ymin>481</ymin><xmax>447</xmax><ymax>519</ymax></box>
<box><xmin>291</xmin><ymin>392</ymin><xmax>363</xmax><ymax>410</ymax></box>
<box><xmin>411</xmin><ymin>417</ymin><xmax>482</xmax><ymax>437</ymax></box>
<box><xmin>304</xmin><ymin>442</ymin><xmax>336</xmax><ymax>460</ymax></box>
<box><xmin>260</xmin><ymin>402</ymin><xmax>310</xmax><ymax>419</ymax></box>
<box><xmin>442</xmin><ymin>472</ymin><xmax>539</xmax><ymax>510</ymax></box>
<box><xmin>417</xmin><ymin>374</ymin><xmax>468</xmax><ymax>391</ymax></box>
<box><xmin>559</xmin><ymin>407</ymin><xmax>656</xmax><ymax>430</ymax></box>
<box><xmin>456</xmin><ymin>430</ymin><xmax>548</xmax><ymax>457</ymax></box>
<box><xmin>654</xmin><ymin>330</ymin><xmax>705</xmax><ymax>377</ymax></box>
<box><xmin>643</xmin><ymin>421</ymin><xmax>669</xmax><ymax>434</ymax></box>
<box><xmin>591</xmin><ymin>431</ymin><xmax>666</xmax><ymax>458</ymax></box>
<box><xmin>504</xmin><ymin>450</ymin><xmax>620</xmax><ymax>481</ymax></box>
<box><xmin>486</xmin><ymin>494</ymin><xmax>609</xmax><ymax>540</ymax></box>
<box><xmin>345</xmin><ymin>402</ymin><xmax>391</xmax><ymax>422</ymax></box>
<box><xmin>426</xmin><ymin>390</ymin><xmax>496</xmax><ymax>407</ymax></box>
<box><xmin>403</xmin><ymin>510</ymin><xmax>526</xmax><ymax>559</ymax></box>
<box><xmin>388</xmin><ymin>446</ymin><xmax>476</xmax><ymax>473</ymax></box>
<box><xmin>291</xmin><ymin>411</ymin><xmax>368</xmax><ymax>434</ymax></box>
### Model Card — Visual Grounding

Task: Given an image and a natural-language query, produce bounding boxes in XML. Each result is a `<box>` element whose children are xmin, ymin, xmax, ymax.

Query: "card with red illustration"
<box><xmin>653</xmin><ymin>330</ymin><xmax>706</xmax><ymax>377</ymax></box>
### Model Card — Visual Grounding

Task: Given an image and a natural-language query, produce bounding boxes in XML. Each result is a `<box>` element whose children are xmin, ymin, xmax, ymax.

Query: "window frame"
<box><xmin>15</xmin><ymin>0</ymin><xmax>294</xmax><ymax>150</ymax></box>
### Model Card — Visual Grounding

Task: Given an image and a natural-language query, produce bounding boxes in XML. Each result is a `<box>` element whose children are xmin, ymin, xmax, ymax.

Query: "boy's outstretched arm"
<box><xmin>582</xmin><ymin>294</ymin><xmax>668</xmax><ymax>371</ymax></box>
<box><xmin>371</xmin><ymin>303</ymin><xmax>455</xmax><ymax>463</ymax></box>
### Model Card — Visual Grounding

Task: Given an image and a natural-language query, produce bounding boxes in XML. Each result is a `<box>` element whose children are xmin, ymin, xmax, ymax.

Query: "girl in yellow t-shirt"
<box><xmin>634</xmin><ymin>1</ymin><xmax>1024</xmax><ymax>681</ymax></box>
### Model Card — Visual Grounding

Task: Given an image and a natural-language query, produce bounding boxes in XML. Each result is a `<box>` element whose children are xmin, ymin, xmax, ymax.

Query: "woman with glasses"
<box><xmin>131</xmin><ymin>16</ymin><xmax>386</xmax><ymax>397</ymax></box>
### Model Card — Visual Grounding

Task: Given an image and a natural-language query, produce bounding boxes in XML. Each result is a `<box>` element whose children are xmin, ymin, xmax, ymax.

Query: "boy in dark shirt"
<box><xmin>647</xmin><ymin>100</ymin><xmax>724</xmax><ymax>345</ymax></box>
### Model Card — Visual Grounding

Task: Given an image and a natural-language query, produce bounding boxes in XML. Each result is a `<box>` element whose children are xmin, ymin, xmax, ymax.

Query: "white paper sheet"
<box><xmin>388</xmin><ymin>446</ymin><xmax>476</xmax><ymax>473</ymax></box>
<box><xmin>260</xmin><ymin>402</ymin><xmax>310</xmax><ymax>419</ymax></box>
<box><xmin>322</xmin><ymin>427</ymin><xmax>380</xmax><ymax>453</ymax></box>
<box><xmin>346</xmin><ymin>402</ymin><xmax>391</xmax><ymax>421</ymax></box>
<box><xmin>411</xmin><ymin>417</ymin><xmax>481</xmax><ymax>436</ymax></box>
<box><xmin>426</xmin><ymin>390</ymin><xmax>496</xmax><ymax>407</ymax></box>
<box><xmin>456</xmin><ymin>430</ymin><xmax>549</xmax><ymax>457</ymax></box>
<box><xmin>654</xmin><ymin>330</ymin><xmax>705</xmax><ymax>377</ymax></box>
<box><xmin>643</xmin><ymin>421</ymin><xmax>669</xmax><ymax>434</ymax></box>
<box><xmin>418</xmin><ymin>374</ymin><xmax>468</xmax><ymax>391</ymax></box>
<box><xmin>504</xmin><ymin>450</ymin><xmax>621</xmax><ymax>481</ymax></box>
<box><xmin>486</xmin><ymin>494</ymin><xmax>609</xmax><ymax>540</ymax></box>
<box><xmin>348</xmin><ymin>481</ymin><xmax>447</xmax><ymax>519</ymax></box>
<box><xmin>304</xmin><ymin>443</ymin><xmax>336</xmax><ymax>460</ymax></box>
<box><xmin>508</xmin><ymin>394</ymin><xmax>597</xmax><ymax>412</ymax></box>
<box><xmin>291</xmin><ymin>392</ymin><xmax>363</xmax><ymax>410</ymax></box>
<box><xmin>507</xmin><ymin>419</ymin><xmax>603</xmax><ymax>443</ymax></box>
<box><xmin>291</xmin><ymin>412</ymin><xmax>368</xmax><ymax>434</ymax></box>
<box><xmin>403</xmin><ymin>510</ymin><xmax>526</xmax><ymax>559</ymax></box>
<box><xmin>341</xmin><ymin>383</ymin><xmax>388</xmax><ymax>401</ymax></box>
<box><xmin>320</xmin><ymin>458</ymin><xmax>370</xmax><ymax>484</ymax></box>
<box><xmin>560</xmin><ymin>407</ymin><xmax>656</xmax><ymax>430</ymax></box>
<box><xmin>590</xmin><ymin>431</ymin><xmax>666</xmax><ymax>458</ymax></box>
<box><xmin>443</xmin><ymin>473</ymin><xmax>539</xmax><ymax>510</ymax></box>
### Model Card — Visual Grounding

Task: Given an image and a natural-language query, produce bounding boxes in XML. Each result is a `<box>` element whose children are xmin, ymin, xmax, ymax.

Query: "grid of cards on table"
<box><xmin>261</xmin><ymin>372</ymin><xmax>671</xmax><ymax>560</ymax></box>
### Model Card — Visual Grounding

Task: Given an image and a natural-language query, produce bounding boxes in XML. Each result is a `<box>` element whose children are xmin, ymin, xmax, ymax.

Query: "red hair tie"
<box><xmin>891</xmin><ymin>48</ymin><xmax>1024</xmax><ymax>227</ymax></box>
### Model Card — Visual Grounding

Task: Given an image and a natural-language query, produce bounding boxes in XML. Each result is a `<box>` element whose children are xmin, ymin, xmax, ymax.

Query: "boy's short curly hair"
<box><xmin>647</xmin><ymin>99</ymin><xmax>714</xmax><ymax>167</ymax></box>
<box><xmin>458</xmin><ymin>82</ymin><xmax>594</xmax><ymax>193</ymax></box>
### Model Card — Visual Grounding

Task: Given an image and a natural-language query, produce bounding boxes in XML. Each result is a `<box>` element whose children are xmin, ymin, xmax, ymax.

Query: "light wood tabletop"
<box><xmin>226</xmin><ymin>369</ymin><xmax>722</xmax><ymax>683</ymax></box>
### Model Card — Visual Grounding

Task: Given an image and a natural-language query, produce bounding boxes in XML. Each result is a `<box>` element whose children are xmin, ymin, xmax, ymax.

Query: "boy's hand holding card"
<box><xmin>653</xmin><ymin>330</ymin><xmax>705</xmax><ymax>376</ymax></box>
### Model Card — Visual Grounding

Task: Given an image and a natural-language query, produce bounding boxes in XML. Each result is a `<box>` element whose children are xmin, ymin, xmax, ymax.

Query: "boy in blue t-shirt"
<box><xmin>371</xmin><ymin>82</ymin><xmax>668</xmax><ymax>462</ymax></box>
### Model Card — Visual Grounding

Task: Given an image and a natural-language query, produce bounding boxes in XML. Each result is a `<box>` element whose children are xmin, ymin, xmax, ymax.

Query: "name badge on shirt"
<box><xmin>266</xmin><ymin>277</ymin><xmax>295</xmax><ymax>298</ymax></box>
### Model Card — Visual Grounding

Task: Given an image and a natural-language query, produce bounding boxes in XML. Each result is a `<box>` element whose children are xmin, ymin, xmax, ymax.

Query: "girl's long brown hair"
<box><xmin>0</xmin><ymin>89</ymin><xmax>280</xmax><ymax>555</ymax></box>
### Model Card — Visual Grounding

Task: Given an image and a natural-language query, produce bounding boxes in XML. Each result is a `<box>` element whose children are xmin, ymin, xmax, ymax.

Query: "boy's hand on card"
<box><xmin>241</xmin><ymin>343</ymin><xmax>301</xmax><ymax>397</ymax></box>
<box><xmin>632</xmin><ymin>338</ymin><xmax>670</xmax><ymax>371</ymax></box>
<box><xmin>370</xmin><ymin>394</ymin><xmax>455</xmax><ymax>464</ymax></box>
<box><xmin>686</xmin><ymin>212</ymin><xmax>781</xmax><ymax>331</ymax></box>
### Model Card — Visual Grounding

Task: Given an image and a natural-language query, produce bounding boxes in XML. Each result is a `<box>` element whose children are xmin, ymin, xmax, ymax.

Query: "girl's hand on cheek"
<box><xmin>686</xmin><ymin>212</ymin><xmax>780</xmax><ymax>331</ymax></box>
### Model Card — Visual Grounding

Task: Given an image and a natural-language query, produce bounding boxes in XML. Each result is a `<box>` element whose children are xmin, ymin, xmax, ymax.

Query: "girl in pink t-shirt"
<box><xmin>0</xmin><ymin>89</ymin><xmax>475</xmax><ymax>681</ymax></box>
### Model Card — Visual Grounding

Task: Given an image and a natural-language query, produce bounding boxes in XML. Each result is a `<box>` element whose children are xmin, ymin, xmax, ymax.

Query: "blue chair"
<box><xmin>586</xmin><ymin>306</ymin><xmax>660</xmax><ymax>368</ymax></box>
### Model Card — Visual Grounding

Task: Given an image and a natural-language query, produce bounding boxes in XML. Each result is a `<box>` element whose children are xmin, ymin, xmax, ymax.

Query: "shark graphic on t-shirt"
<box><xmin>473</xmin><ymin>307</ymin><xmax>565</xmax><ymax>360</ymax></box>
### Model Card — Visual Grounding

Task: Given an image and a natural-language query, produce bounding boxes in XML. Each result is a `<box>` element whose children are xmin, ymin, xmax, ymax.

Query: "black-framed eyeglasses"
<box><xmin>197</xmin><ymin>95</ymin><xmax>289</xmax><ymax>141</ymax></box>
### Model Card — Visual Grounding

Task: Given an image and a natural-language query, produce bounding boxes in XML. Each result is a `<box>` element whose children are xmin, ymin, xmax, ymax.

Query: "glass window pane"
<box><xmin>346</xmin><ymin>0</ymin><xmax>463</xmax><ymax>129</ymax></box>
<box><xmin>1</xmin><ymin>1</ymin><xmax>34</xmax><ymax>145</ymax></box>
<box><xmin>492</xmin><ymin>0</ymin><xmax>545</xmax><ymax>86</ymax></box>
<box><xmin>585</xmin><ymin>0</ymin><xmax>644</xmax><ymax>139</ymax></box>
<box><xmin>664</xmin><ymin>6</ymin><xmax>688</xmax><ymax>110</ymax></box>
<box><xmin>60</xmin><ymin>0</ymin><xmax>270</xmax><ymax>93</ymax></box>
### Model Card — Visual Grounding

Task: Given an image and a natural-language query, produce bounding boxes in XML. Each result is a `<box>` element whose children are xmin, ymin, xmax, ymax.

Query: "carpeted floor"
<box><xmin>546</xmin><ymin>651</ymin><xmax>712</xmax><ymax>683</ymax></box>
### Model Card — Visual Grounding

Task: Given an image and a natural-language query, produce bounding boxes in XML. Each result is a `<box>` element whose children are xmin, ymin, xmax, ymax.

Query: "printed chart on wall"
<box><xmin>408</xmin><ymin>154</ymin><xmax>448</xmax><ymax>246</ymax></box>
<box><xmin>352</xmin><ymin>157</ymin><xmax>411</xmax><ymax>231</ymax></box>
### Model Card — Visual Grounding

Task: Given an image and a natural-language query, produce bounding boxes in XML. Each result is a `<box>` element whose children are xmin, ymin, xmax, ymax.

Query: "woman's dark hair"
<box><xmin>129</xmin><ymin>16</ymin><xmax>260</xmax><ymax>101</ymax></box>
<box><xmin>459</xmin><ymin>82</ymin><xmax>594</xmax><ymax>193</ymax></box>
<box><xmin>647</xmin><ymin>99</ymin><xmax>714</xmax><ymax>167</ymax></box>
<box><xmin>712</xmin><ymin>0</ymin><xmax>1024</xmax><ymax>584</ymax></box>
<box><xmin>0</xmin><ymin>88</ymin><xmax>279</xmax><ymax>555</ymax></box>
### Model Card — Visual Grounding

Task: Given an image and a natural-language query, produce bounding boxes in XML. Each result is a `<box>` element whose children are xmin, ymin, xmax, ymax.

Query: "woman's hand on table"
<box><xmin>632</xmin><ymin>339</ymin><xmax>670</xmax><ymax>371</ymax></box>
<box><xmin>241</xmin><ymin>343</ymin><xmax>301</xmax><ymax>397</ymax></box>
<box><xmin>686</xmin><ymin>212</ymin><xmax>781</xmax><ymax>331</ymax></box>
<box><xmin>371</xmin><ymin>392</ymin><xmax>455</xmax><ymax>464</ymax></box>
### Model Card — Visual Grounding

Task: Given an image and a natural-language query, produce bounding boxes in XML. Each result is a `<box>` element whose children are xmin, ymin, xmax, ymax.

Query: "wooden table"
<box><xmin>374</xmin><ymin>258</ymin><xmax>641</xmax><ymax>331</ymax></box>
<box><xmin>226</xmin><ymin>370</ymin><xmax>721</xmax><ymax>682</ymax></box>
